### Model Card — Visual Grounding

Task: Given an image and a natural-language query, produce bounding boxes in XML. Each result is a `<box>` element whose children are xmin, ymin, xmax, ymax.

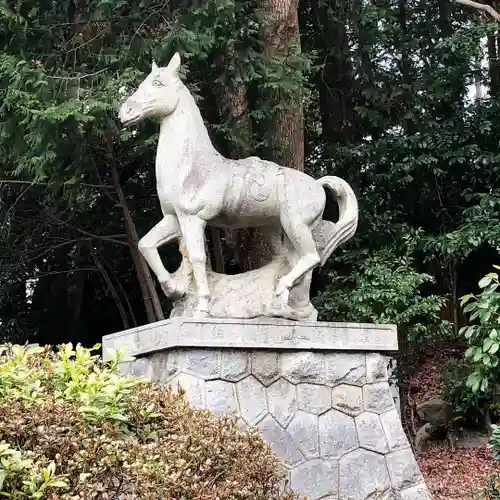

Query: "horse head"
<box><xmin>119</xmin><ymin>53</ymin><xmax>182</xmax><ymax>127</ymax></box>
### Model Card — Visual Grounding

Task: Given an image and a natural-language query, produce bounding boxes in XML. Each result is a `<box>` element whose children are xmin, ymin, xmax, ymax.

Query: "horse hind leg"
<box><xmin>289</xmin><ymin>270</ymin><xmax>318</xmax><ymax>321</ymax></box>
<box><xmin>275</xmin><ymin>219</ymin><xmax>320</xmax><ymax>305</ymax></box>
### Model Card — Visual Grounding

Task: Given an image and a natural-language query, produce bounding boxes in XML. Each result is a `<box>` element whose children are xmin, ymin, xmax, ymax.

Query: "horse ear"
<box><xmin>152</xmin><ymin>60</ymin><xmax>158</xmax><ymax>72</ymax></box>
<box><xmin>167</xmin><ymin>52</ymin><xmax>181</xmax><ymax>75</ymax></box>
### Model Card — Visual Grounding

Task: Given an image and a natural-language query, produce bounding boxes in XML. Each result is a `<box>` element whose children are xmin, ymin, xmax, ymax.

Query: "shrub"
<box><xmin>460</xmin><ymin>268</ymin><xmax>500</xmax><ymax>395</ymax></box>
<box><xmin>484</xmin><ymin>475</ymin><xmax>500</xmax><ymax>499</ymax></box>
<box><xmin>0</xmin><ymin>343</ymin><xmax>297</xmax><ymax>499</ymax></box>
<box><xmin>490</xmin><ymin>424</ymin><xmax>500</xmax><ymax>461</ymax></box>
<box><xmin>442</xmin><ymin>359</ymin><xmax>486</xmax><ymax>429</ymax></box>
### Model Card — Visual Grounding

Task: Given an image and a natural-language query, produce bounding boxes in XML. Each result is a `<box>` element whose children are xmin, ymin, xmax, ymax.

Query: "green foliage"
<box><xmin>484</xmin><ymin>475</ymin><xmax>500</xmax><ymax>500</ymax></box>
<box><xmin>316</xmin><ymin>236</ymin><xmax>445</xmax><ymax>344</ymax></box>
<box><xmin>0</xmin><ymin>343</ymin><xmax>296</xmax><ymax>499</ymax></box>
<box><xmin>460</xmin><ymin>268</ymin><xmax>500</xmax><ymax>395</ymax></box>
<box><xmin>441</xmin><ymin>359</ymin><xmax>486</xmax><ymax>429</ymax></box>
<box><xmin>0</xmin><ymin>0</ymin><xmax>500</xmax><ymax>378</ymax></box>
<box><xmin>490</xmin><ymin>425</ymin><xmax>500</xmax><ymax>461</ymax></box>
<box><xmin>486</xmin><ymin>428</ymin><xmax>500</xmax><ymax>499</ymax></box>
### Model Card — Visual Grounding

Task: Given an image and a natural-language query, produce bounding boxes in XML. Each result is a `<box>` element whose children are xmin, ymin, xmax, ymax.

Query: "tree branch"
<box><xmin>456</xmin><ymin>0</ymin><xmax>500</xmax><ymax>21</ymax></box>
<box><xmin>0</xmin><ymin>178</ymin><xmax>114</xmax><ymax>189</ymax></box>
<box><xmin>44</xmin><ymin>210</ymin><xmax>129</xmax><ymax>247</ymax></box>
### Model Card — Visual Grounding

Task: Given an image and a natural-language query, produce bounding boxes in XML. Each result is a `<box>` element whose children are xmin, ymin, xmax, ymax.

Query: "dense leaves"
<box><xmin>1</xmin><ymin>0</ymin><xmax>500</xmax><ymax>348</ymax></box>
<box><xmin>0</xmin><ymin>343</ymin><xmax>296</xmax><ymax>499</ymax></box>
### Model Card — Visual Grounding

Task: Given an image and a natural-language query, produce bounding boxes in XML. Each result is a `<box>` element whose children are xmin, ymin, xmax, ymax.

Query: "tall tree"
<box><xmin>256</xmin><ymin>0</ymin><xmax>305</xmax><ymax>171</ymax></box>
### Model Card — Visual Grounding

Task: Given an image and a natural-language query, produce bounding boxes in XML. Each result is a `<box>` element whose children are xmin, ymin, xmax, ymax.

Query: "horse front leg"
<box><xmin>138</xmin><ymin>215</ymin><xmax>186</xmax><ymax>299</ymax></box>
<box><xmin>177</xmin><ymin>214</ymin><xmax>211</xmax><ymax>317</ymax></box>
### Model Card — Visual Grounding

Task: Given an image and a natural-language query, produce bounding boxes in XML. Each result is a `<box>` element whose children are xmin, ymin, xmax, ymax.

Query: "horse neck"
<box><xmin>157</xmin><ymin>85</ymin><xmax>216</xmax><ymax>162</ymax></box>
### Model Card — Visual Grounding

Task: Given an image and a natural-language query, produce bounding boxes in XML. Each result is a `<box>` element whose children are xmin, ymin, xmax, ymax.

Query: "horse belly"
<box><xmin>212</xmin><ymin>211</ymin><xmax>279</xmax><ymax>229</ymax></box>
<box><xmin>222</xmin><ymin>159</ymin><xmax>281</xmax><ymax>220</ymax></box>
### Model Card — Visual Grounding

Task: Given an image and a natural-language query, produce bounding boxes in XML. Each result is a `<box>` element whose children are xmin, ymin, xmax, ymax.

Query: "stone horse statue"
<box><xmin>118</xmin><ymin>53</ymin><xmax>358</xmax><ymax>320</ymax></box>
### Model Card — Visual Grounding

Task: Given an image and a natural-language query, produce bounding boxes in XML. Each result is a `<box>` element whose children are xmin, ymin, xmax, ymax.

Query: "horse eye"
<box><xmin>153</xmin><ymin>80</ymin><xmax>164</xmax><ymax>87</ymax></box>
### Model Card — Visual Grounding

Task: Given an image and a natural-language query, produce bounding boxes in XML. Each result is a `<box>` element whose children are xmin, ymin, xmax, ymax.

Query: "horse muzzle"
<box><xmin>118</xmin><ymin>99</ymin><xmax>143</xmax><ymax>127</ymax></box>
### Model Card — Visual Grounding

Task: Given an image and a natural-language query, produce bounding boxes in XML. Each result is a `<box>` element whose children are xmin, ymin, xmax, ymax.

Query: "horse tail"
<box><xmin>314</xmin><ymin>176</ymin><xmax>359</xmax><ymax>267</ymax></box>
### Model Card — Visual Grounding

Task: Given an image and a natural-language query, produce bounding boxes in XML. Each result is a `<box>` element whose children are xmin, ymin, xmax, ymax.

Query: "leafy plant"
<box><xmin>483</xmin><ymin>474</ymin><xmax>500</xmax><ymax>499</ymax></box>
<box><xmin>0</xmin><ymin>343</ymin><xmax>296</xmax><ymax>499</ymax></box>
<box><xmin>490</xmin><ymin>425</ymin><xmax>500</xmax><ymax>461</ymax></box>
<box><xmin>316</xmin><ymin>239</ymin><xmax>445</xmax><ymax>345</ymax></box>
<box><xmin>460</xmin><ymin>267</ymin><xmax>500</xmax><ymax>394</ymax></box>
<box><xmin>441</xmin><ymin>359</ymin><xmax>486</xmax><ymax>429</ymax></box>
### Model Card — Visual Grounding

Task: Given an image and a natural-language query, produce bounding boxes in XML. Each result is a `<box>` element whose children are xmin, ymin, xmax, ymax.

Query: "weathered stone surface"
<box><xmin>170</xmin><ymin>372</ymin><xmax>205</xmax><ymax>408</ymax></box>
<box><xmin>220</xmin><ymin>350</ymin><xmax>250</xmax><ymax>382</ymax></box>
<box><xmin>281</xmin><ymin>352</ymin><xmax>324</xmax><ymax>384</ymax></box>
<box><xmin>355</xmin><ymin>412</ymin><xmax>389</xmax><ymax>454</ymax></box>
<box><xmin>414</xmin><ymin>423</ymin><xmax>434</xmax><ymax>453</ymax></box>
<box><xmin>378</xmin><ymin>489</ymin><xmax>402</xmax><ymax>500</ymax></box>
<box><xmin>323</xmin><ymin>353</ymin><xmax>366</xmax><ymax>386</ymax></box>
<box><xmin>149</xmin><ymin>351</ymin><xmax>179</xmax><ymax>382</ymax></box>
<box><xmin>287</xmin><ymin>410</ymin><xmax>319</xmax><ymax>458</ymax></box>
<box><xmin>120</xmin><ymin>351</ymin><xmax>180</xmax><ymax>383</ymax></box>
<box><xmin>366</xmin><ymin>353</ymin><xmax>389</xmax><ymax>383</ymax></box>
<box><xmin>251</xmin><ymin>351</ymin><xmax>280</xmax><ymax>386</ymax></box>
<box><xmin>339</xmin><ymin>449</ymin><xmax>391</xmax><ymax>500</ymax></box>
<box><xmin>104</xmin><ymin>318</ymin><xmax>431</xmax><ymax>500</ymax></box>
<box><xmin>178</xmin><ymin>349</ymin><xmax>220</xmax><ymax>380</ymax></box>
<box><xmin>416</xmin><ymin>398</ymin><xmax>450</xmax><ymax>426</ymax></box>
<box><xmin>267</xmin><ymin>379</ymin><xmax>297</xmax><ymax>427</ymax></box>
<box><xmin>205</xmin><ymin>380</ymin><xmax>239</xmax><ymax>415</ymax></box>
<box><xmin>386</xmin><ymin>449</ymin><xmax>423</xmax><ymax>490</ymax></box>
<box><xmin>331</xmin><ymin>384</ymin><xmax>363</xmax><ymax>416</ymax></box>
<box><xmin>400</xmin><ymin>484</ymin><xmax>432</xmax><ymax>500</ymax></box>
<box><xmin>118</xmin><ymin>357</ymin><xmax>150</xmax><ymax>378</ymax></box>
<box><xmin>297</xmin><ymin>383</ymin><xmax>331</xmax><ymax>415</ymax></box>
<box><xmin>364</xmin><ymin>382</ymin><xmax>395</xmax><ymax>414</ymax></box>
<box><xmin>319</xmin><ymin>409</ymin><xmax>358</xmax><ymax>458</ymax></box>
<box><xmin>381</xmin><ymin>409</ymin><xmax>409</xmax><ymax>451</ymax></box>
<box><xmin>290</xmin><ymin>459</ymin><xmax>338</xmax><ymax>500</ymax></box>
<box><xmin>236</xmin><ymin>375</ymin><xmax>267</xmax><ymax>424</ymax></box>
<box><xmin>103</xmin><ymin>319</ymin><xmax>399</xmax><ymax>359</ymax></box>
<box><xmin>258</xmin><ymin>415</ymin><xmax>304</xmax><ymax>466</ymax></box>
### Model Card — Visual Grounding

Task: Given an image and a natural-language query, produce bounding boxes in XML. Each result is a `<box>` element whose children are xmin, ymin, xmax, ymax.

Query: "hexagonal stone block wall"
<box><xmin>103</xmin><ymin>317</ymin><xmax>431</xmax><ymax>500</ymax></box>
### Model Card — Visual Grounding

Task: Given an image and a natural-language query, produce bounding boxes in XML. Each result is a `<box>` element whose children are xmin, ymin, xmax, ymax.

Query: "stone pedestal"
<box><xmin>103</xmin><ymin>318</ymin><xmax>431</xmax><ymax>500</ymax></box>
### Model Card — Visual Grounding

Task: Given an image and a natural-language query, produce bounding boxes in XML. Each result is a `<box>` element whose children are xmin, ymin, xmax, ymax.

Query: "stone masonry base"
<box><xmin>103</xmin><ymin>318</ymin><xmax>431</xmax><ymax>500</ymax></box>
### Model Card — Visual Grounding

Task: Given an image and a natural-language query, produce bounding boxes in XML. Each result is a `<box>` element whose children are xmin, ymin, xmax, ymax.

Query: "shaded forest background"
<box><xmin>3</xmin><ymin>0</ymin><xmax>500</xmax><ymax>440</ymax></box>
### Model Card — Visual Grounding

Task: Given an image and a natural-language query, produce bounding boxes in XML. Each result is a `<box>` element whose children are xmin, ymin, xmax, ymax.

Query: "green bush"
<box><xmin>460</xmin><ymin>267</ymin><xmax>500</xmax><ymax>395</ymax></box>
<box><xmin>484</xmin><ymin>475</ymin><xmax>500</xmax><ymax>499</ymax></box>
<box><xmin>490</xmin><ymin>424</ymin><xmax>500</xmax><ymax>461</ymax></box>
<box><xmin>0</xmin><ymin>343</ymin><xmax>297</xmax><ymax>499</ymax></box>
<box><xmin>441</xmin><ymin>359</ymin><xmax>486</xmax><ymax>429</ymax></box>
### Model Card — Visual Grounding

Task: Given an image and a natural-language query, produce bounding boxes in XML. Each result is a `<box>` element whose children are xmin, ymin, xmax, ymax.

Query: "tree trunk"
<box><xmin>257</xmin><ymin>0</ymin><xmax>305</xmax><ymax>171</ymax></box>
<box><xmin>89</xmin><ymin>244</ymin><xmax>131</xmax><ymax>330</ymax></box>
<box><xmin>398</xmin><ymin>0</ymin><xmax>416</xmax><ymax>134</ymax></box>
<box><xmin>313</xmin><ymin>0</ymin><xmax>356</xmax><ymax>146</ymax></box>
<box><xmin>213</xmin><ymin>13</ymin><xmax>273</xmax><ymax>271</ymax></box>
<box><xmin>110</xmin><ymin>161</ymin><xmax>164</xmax><ymax>324</ymax></box>
<box><xmin>68</xmin><ymin>243</ymin><xmax>86</xmax><ymax>341</ymax></box>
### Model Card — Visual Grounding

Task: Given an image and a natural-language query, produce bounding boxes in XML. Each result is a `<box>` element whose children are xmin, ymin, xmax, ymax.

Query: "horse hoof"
<box><xmin>275</xmin><ymin>287</ymin><xmax>290</xmax><ymax>306</ymax></box>
<box><xmin>275</xmin><ymin>276</ymin><xmax>292</xmax><ymax>298</ymax></box>
<box><xmin>160</xmin><ymin>280</ymin><xmax>185</xmax><ymax>300</ymax></box>
<box><xmin>193</xmin><ymin>308</ymin><xmax>210</xmax><ymax>319</ymax></box>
